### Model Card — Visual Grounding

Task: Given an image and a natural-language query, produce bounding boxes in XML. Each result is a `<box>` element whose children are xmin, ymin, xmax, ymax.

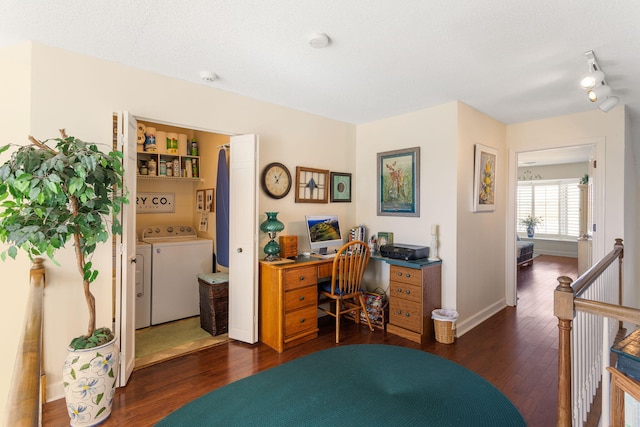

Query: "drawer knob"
<box><xmin>397</xmin><ymin>272</ymin><xmax>402</xmax><ymax>277</ymax></box>
<box><xmin>405</xmin><ymin>290</ymin><xmax>411</xmax><ymax>295</ymax></box>
<box><xmin>405</xmin><ymin>312</ymin><xmax>411</xmax><ymax>317</ymax></box>
<box><xmin>300</xmin><ymin>318</ymin><xmax>306</xmax><ymax>323</ymax></box>
<box><xmin>299</xmin><ymin>276</ymin><xmax>305</xmax><ymax>281</ymax></box>
<box><xmin>397</xmin><ymin>310</ymin><xmax>402</xmax><ymax>314</ymax></box>
<box><xmin>405</xmin><ymin>273</ymin><xmax>411</xmax><ymax>278</ymax></box>
<box><xmin>299</xmin><ymin>296</ymin><xmax>305</xmax><ymax>301</ymax></box>
<box><xmin>396</xmin><ymin>288</ymin><xmax>403</xmax><ymax>293</ymax></box>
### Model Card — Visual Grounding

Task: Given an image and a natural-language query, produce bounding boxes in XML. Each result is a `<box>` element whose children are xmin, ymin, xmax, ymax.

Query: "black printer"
<box><xmin>379</xmin><ymin>244</ymin><xmax>429</xmax><ymax>261</ymax></box>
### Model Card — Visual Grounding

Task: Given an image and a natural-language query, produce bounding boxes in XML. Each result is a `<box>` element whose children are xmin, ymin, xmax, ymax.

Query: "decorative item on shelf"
<box><xmin>580</xmin><ymin>173</ymin><xmax>589</xmax><ymax>185</ymax></box>
<box><xmin>520</xmin><ymin>215</ymin><xmax>543</xmax><ymax>238</ymax></box>
<box><xmin>167</xmin><ymin>133</ymin><xmax>178</xmax><ymax>154</ymax></box>
<box><xmin>144</xmin><ymin>127</ymin><xmax>157</xmax><ymax>152</ymax></box>
<box><xmin>260</xmin><ymin>212</ymin><xmax>285</xmax><ymax>261</ymax></box>
<box><xmin>429</xmin><ymin>224</ymin><xmax>440</xmax><ymax>261</ymax></box>
<box><xmin>191</xmin><ymin>138</ymin><xmax>198</xmax><ymax>156</ymax></box>
<box><xmin>148</xmin><ymin>158</ymin><xmax>157</xmax><ymax>176</ymax></box>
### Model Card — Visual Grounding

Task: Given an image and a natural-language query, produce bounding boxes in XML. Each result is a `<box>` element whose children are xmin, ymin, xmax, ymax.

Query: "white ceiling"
<box><xmin>1</xmin><ymin>1</ymin><xmax>639</xmax><ymax>139</ymax></box>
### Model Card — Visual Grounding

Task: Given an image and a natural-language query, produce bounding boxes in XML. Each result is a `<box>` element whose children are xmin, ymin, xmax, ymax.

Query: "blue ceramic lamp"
<box><xmin>260</xmin><ymin>212</ymin><xmax>285</xmax><ymax>261</ymax></box>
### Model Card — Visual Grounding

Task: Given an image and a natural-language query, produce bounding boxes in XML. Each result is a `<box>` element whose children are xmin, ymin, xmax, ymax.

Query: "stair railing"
<box><xmin>554</xmin><ymin>239</ymin><xmax>640</xmax><ymax>426</ymax></box>
<box><xmin>4</xmin><ymin>258</ymin><xmax>46</xmax><ymax>427</ymax></box>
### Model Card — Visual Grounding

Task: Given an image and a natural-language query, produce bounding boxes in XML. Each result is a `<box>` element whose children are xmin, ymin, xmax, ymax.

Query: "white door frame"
<box><xmin>505</xmin><ymin>137</ymin><xmax>605</xmax><ymax>305</ymax></box>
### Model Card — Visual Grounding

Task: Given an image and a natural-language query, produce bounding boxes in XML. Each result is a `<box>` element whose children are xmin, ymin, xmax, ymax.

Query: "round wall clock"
<box><xmin>261</xmin><ymin>162</ymin><xmax>292</xmax><ymax>199</ymax></box>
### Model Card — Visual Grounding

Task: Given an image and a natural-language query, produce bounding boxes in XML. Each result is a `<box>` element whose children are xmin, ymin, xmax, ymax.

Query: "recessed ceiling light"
<box><xmin>200</xmin><ymin>70</ymin><xmax>217</xmax><ymax>82</ymax></box>
<box><xmin>309</xmin><ymin>33</ymin><xmax>330</xmax><ymax>49</ymax></box>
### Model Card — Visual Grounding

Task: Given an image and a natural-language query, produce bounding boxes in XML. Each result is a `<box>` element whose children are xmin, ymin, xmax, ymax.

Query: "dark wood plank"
<box><xmin>43</xmin><ymin>255</ymin><xmax>577</xmax><ymax>427</ymax></box>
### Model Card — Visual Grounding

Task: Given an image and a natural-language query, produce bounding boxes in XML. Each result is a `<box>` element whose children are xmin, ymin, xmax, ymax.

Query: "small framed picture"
<box><xmin>204</xmin><ymin>188</ymin><xmax>215</xmax><ymax>212</ymax></box>
<box><xmin>330</xmin><ymin>172</ymin><xmax>352</xmax><ymax>202</ymax></box>
<box><xmin>473</xmin><ymin>144</ymin><xmax>497</xmax><ymax>212</ymax></box>
<box><xmin>195</xmin><ymin>189</ymin><xmax>205</xmax><ymax>212</ymax></box>
<box><xmin>295</xmin><ymin>166</ymin><xmax>329</xmax><ymax>203</ymax></box>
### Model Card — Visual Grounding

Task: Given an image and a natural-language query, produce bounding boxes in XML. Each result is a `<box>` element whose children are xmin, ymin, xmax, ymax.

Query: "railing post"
<box><xmin>555</xmin><ymin>275</ymin><xmax>575</xmax><ymax>427</ymax></box>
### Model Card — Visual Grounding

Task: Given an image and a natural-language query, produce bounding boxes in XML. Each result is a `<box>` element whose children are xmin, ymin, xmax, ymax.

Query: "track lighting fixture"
<box><xmin>579</xmin><ymin>51</ymin><xmax>619</xmax><ymax>112</ymax></box>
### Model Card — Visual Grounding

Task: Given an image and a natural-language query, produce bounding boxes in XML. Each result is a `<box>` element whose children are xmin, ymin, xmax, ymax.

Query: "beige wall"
<box><xmin>4</xmin><ymin>42</ymin><xmax>356</xmax><ymax>403</ymax></box>
<box><xmin>455</xmin><ymin>103</ymin><xmax>507</xmax><ymax>333</ymax></box>
<box><xmin>0</xmin><ymin>42</ymin><xmax>33</xmax><ymax>423</ymax></box>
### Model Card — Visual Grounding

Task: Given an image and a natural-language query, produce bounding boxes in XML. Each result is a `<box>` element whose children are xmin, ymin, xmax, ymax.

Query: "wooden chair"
<box><xmin>318</xmin><ymin>240</ymin><xmax>374</xmax><ymax>343</ymax></box>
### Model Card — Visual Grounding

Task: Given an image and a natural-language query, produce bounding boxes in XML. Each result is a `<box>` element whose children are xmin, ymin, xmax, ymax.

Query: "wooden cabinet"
<box><xmin>279</xmin><ymin>235</ymin><xmax>298</xmax><ymax>259</ymax></box>
<box><xmin>386</xmin><ymin>262</ymin><xmax>441</xmax><ymax>344</ymax></box>
<box><xmin>259</xmin><ymin>261</ymin><xmax>322</xmax><ymax>353</ymax></box>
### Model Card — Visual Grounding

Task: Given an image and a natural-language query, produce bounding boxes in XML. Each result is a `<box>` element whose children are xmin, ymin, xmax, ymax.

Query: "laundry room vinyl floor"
<box><xmin>135</xmin><ymin>316</ymin><xmax>229</xmax><ymax>369</ymax></box>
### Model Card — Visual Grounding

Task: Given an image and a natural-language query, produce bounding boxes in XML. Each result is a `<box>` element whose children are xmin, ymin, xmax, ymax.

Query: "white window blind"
<box><xmin>517</xmin><ymin>178</ymin><xmax>580</xmax><ymax>239</ymax></box>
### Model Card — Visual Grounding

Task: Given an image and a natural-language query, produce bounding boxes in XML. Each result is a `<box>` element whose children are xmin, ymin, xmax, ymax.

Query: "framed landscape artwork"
<box><xmin>377</xmin><ymin>147</ymin><xmax>420</xmax><ymax>217</ymax></box>
<box><xmin>473</xmin><ymin>144</ymin><xmax>497</xmax><ymax>212</ymax></box>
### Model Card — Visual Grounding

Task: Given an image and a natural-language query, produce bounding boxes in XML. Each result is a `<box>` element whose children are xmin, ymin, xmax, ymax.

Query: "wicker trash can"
<box><xmin>197</xmin><ymin>272</ymin><xmax>229</xmax><ymax>336</ymax></box>
<box><xmin>431</xmin><ymin>309</ymin><xmax>458</xmax><ymax>344</ymax></box>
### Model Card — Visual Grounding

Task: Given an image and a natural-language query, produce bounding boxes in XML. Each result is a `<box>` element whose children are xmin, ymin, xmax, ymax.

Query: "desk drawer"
<box><xmin>390</xmin><ymin>265</ymin><xmax>423</xmax><ymax>286</ymax></box>
<box><xmin>285</xmin><ymin>286</ymin><xmax>316</xmax><ymax>312</ymax></box>
<box><xmin>390</xmin><ymin>281</ymin><xmax>422</xmax><ymax>304</ymax></box>
<box><xmin>389</xmin><ymin>299</ymin><xmax>422</xmax><ymax>332</ymax></box>
<box><xmin>285</xmin><ymin>305</ymin><xmax>317</xmax><ymax>337</ymax></box>
<box><xmin>283</xmin><ymin>266</ymin><xmax>317</xmax><ymax>290</ymax></box>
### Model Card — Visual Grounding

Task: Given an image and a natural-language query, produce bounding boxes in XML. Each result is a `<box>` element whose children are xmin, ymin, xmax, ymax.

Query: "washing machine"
<box><xmin>135</xmin><ymin>240</ymin><xmax>152</xmax><ymax>329</ymax></box>
<box><xmin>143</xmin><ymin>225</ymin><xmax>213</xmax><ymax>325</ymax></box>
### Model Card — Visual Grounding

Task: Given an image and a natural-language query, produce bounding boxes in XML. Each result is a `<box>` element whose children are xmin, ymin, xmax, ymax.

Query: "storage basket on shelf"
<box><xmin>431</xmin><ymin>309</ymin><xmax>458</xmax><ymax>344</ymax></box>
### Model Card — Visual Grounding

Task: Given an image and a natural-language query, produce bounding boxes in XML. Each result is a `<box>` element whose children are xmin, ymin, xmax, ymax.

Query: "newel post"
<box><xmin>555</xmin><ymin>275</ymin><xmax>575</xmax><ymax>427</ymax></box>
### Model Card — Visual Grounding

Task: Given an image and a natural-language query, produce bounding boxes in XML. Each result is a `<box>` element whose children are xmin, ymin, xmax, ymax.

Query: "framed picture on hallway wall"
<box><xmin>377</xmin><ymin>147</ymin><xmax>420</xmax><ymax>217</ymax></box>
<box><xmin>473</xmin><ymin>144</ymin><xmax>497</xmax><ymax>212</ymax></box>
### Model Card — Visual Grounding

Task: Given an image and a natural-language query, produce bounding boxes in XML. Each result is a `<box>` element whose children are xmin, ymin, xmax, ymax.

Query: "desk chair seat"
<box><xmin>318</xmin><ymin>240</ymin><xmax>374</xmax><ymax>343</ymax></box>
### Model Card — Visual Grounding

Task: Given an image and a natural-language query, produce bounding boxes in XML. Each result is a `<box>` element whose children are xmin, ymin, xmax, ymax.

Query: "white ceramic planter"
<box><xmin>62</xmin><ymin>339</ymin><xmax>119</xmax><ymax>426</ymax></box>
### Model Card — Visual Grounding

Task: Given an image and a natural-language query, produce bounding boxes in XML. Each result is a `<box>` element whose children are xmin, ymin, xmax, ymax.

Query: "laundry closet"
<box><xmin>133</xmin><ymin>119</ymin><xmax>230</xmax><ymax>362</ymax></box>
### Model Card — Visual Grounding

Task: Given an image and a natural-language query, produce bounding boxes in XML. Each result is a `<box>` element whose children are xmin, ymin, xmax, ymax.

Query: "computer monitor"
<box><xmin>305</xmin><ymin>215</ymin><xmax>343</xmax><ymax>255</ymax></box>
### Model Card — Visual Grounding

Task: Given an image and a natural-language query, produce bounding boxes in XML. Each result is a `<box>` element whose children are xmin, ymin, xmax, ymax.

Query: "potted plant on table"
<box><xmin>0</xmin><ymin>130</ymin><xmax>128</xmax><ymax>426</ymax></box>
<box><xmin>520</xmin><ymin>215</ymin><xmax>543</xmax><ymax>238</ymax></box>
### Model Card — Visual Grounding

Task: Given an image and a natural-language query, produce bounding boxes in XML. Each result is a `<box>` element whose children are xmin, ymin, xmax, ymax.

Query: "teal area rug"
<box><xmin>156</xmin><ymin>344</ymin><xmax>525</xmax><ymax>426</ymax></box>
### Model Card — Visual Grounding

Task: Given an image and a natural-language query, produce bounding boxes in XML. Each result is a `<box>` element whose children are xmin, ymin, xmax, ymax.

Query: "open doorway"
<box><xmin>508</xmin><ymin>142</ymin><xmax>601</xmax><ymax>305</ymax></box>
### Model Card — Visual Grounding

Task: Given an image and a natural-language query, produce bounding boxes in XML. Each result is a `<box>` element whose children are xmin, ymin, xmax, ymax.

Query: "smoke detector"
<box><xmin>200</xmin><ymin>70</ymin><xmax>217</xmax><ymax>82</ymax></box>
<box><xmin>308</xmin><ymin>33</ymin><xmax>330</xmax><ymax>49</ymax></box>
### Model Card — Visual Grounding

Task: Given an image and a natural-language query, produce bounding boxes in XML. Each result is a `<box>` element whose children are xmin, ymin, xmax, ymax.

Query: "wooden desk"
<box><xmin>259</xmin><ymin>256</ymin><xmax>332</xmax><ymax>353</ymax></box>
<box><xmin>259</xmin><ymin>254</ymin><xmax>442</xmax><ymax>352</ymax></box>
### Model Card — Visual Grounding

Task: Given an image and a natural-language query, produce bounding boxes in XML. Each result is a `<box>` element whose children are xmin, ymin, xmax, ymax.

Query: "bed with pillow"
<box><xmin>517</xmin><ymin>235</ymin><xmax>534</xmax><ymax>268</ymax></box>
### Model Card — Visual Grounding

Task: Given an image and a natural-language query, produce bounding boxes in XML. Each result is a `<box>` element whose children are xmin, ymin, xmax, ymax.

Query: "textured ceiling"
<box><xmin>1</xmin><ymin>0</ymin><xmax>639</xmax><ymax>134</ymax></box>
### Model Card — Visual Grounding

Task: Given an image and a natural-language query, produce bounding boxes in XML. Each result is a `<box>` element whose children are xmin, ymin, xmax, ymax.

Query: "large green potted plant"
<box><xmin>0</xmin><ymin>130</ymin><xmax>128</xmax><ymax>426</ymax></box>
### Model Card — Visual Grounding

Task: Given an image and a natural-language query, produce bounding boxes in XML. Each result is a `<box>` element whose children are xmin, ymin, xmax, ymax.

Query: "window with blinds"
<box><xmin>517</xmin><ymin>178</ymin><xmax>580</xmax><ymax>239</ymax></box>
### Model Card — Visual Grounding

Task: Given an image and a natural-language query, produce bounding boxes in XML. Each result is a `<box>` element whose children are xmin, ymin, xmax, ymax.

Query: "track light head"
<box><xmin>598</xmin><ymin>96</ymin><xmax>619</xmax><ymax>112</ymax></box>
<box><xmin>588</xmin><ymin>84</ymin><xmax>611</xmax><ymax>102</ymax></box>
<box><xmin>580</xmin><ymin>70</ymin><xmax>605</xmax><ymax>90</ymax></box>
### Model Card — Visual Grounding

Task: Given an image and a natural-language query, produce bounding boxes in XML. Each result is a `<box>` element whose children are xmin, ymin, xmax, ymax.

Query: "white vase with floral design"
<box><xmin>62</xmin><ymin>339</ymin><xmax>119</xmax><ymax>426</ymax></box>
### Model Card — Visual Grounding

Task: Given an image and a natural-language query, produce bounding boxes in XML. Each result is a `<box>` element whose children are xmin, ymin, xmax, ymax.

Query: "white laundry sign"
<box><xmin>136</xmin><ymin>192</ymin><xmax>176</xmax><ymax>213</ymax></box>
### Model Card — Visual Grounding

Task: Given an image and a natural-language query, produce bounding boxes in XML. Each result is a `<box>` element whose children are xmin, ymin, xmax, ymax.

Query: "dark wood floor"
<box><xmin>43</xmin><ymin>255</ymin><xmax>577</xmax><ymax>426</ymax></box>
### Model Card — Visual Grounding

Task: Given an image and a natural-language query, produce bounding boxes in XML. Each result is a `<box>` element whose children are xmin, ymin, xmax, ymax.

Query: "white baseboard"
<box><xmin>456</xmin><ymin>300</ymin><xmax>506</xmax><ymax>337</ymax></box>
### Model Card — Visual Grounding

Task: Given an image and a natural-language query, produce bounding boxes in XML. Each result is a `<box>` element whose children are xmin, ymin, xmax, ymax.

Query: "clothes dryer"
<box><xmin>143</xmin><ymin>226</ymin><xmax>213</xmax><ymax>325</ymax></box>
